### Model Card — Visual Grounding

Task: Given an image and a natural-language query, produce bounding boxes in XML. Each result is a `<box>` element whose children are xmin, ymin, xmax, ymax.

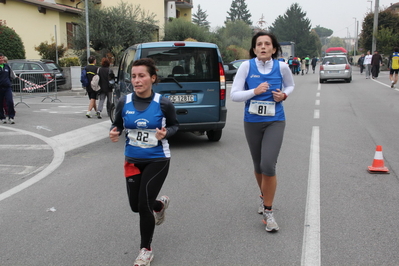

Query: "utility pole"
<box><xmin>353</xmin><ymin>17</ymin><xmax>357</xmax><ymax>58</ymax></box>
<box><xmin>85</xmin><ymin>0</ymin><xmax>90</xmax><ymax>59</ymax></box>
<box><xmin>372</xmin><ymin>0</ymin><xmax>379</xmax><ymax>53</ymax></box>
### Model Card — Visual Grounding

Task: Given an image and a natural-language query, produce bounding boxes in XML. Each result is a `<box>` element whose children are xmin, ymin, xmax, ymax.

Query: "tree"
<box><xmin>225</xmin><ymin>0</ymin><xmax>252</xmax><ymax>25</ymax></box>
<box><xmin>313</xmin><ymin>25</ymin><xmax>333</xmax><ymax>38</ymax></box>
<box><xmin>327</xmin><ymin>36</ymin><xmax>346</xmax><ymax>48</ymax></box>
<box><xmin>35</xmin><ymin>39</ymin><xmax>67</xmax><ymax>61</ymax></box>
<box><xmin>163</xmin><ymin>18</ymin><xmax>211</xmax><ymax>42</ymax></box>
<box><xmin>214</xmin><ymin>20</ymin><xmax>253</xmax><ymax>62</ymax></box>
<box><xmin>73</xmin><ymin>1</ymin><xmax>158</xmax><ymax>65</ymax></box>
<box><xmin>0</xmin><ymin>21</ymin><xmax>25</xmax><ymax>59</ymax></box>
<box><xmin>192</xmin><ymin>5</ymin><xmax>210</xmax><ymax>29</ymax></box>
<box><xmin>269</xmin><ymin>3</ymin><xmax>313</xmax><ymax>56</ymax></box>
<box><xmin>359</xmin><ymin>8</ymin><xmax>399</xmax><ymax>55</ymax></box>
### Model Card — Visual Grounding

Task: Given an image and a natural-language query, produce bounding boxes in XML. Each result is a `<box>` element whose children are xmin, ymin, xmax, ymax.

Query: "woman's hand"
<box><xmin>254</xmin><ymin>82</ymin><xmax>269</xmax><ymax>95</ymax></box>
<box><xmin>109</xmin><ymin>127</ymin><xmax>120</xmax><ymax>142</ymax></box>
<box><xmin>272</xmin><ymin>89</ymin><xmax>286</xmax><ymax>102</ymax></box>
<box><xmin>155</xmin><ymin>127</ymin><xmax>167</xmax><ymax>140</ymax></box>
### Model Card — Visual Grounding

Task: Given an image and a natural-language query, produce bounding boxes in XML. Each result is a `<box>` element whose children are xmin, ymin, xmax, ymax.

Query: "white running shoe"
<box><xmin>258</xmin><ymin>195</ymin><xmax>264</xmax><ymax>214</ymax></box>
<box><xmin>154</xmin><ymin>195</ymin><xmax>169</xmax><ymax>225</ymax></box>
<box><xmin>263</xmin><ymin>210</ymin><xmax>279</xmax><ymax>232</ymax></box>
<box><xmin>134</xmin><ymin>248</ymin><xmax>154</xmax><ymax>266</ymax></box>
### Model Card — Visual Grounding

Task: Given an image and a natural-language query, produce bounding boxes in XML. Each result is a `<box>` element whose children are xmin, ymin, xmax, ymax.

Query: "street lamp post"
<box><xmin>353</xmin><ymin>17</ymin><xmax>357</xmax><ymax>58</ymax></box>
<box><xmin>85</xmin><ymin>0</ymin><xmax>90</xmax><ymax>59</ymax></box>
<box><xmin>372</xmin><ymin>0</ymin><xmax>379</xmax><ymax>53</ymax></box>
<box><xmin>367</xmin><ymin>0</ymin><xmax>373</xmax><ymax>12</ymax></box>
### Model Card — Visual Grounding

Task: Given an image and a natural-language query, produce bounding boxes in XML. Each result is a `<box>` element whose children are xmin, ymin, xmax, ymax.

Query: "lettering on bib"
<box><xmin>249</xmin><ymin>100</ymin><xmax>276</xmax><ymax>116</ymax></box>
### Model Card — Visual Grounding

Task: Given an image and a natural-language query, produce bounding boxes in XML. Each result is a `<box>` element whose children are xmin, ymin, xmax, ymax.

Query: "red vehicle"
<box><xmin>325</xmin><ymin>47</ymin><xmax>347</xmax><ymax>55</ymax></box>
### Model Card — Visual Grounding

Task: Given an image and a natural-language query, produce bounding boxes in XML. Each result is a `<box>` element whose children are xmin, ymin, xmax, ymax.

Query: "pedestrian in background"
<box><xmin>97</xmin><ymin>58</ymin><xmax>115</xmax><ymax>118</ymax></box>
<box><xmin>364</xmin><ymin>50</ymin><xmax>372</xmax><ymax>79</ymax></box>
<box><xmin>300</xmin><ymin>57</ymin><xmax>307</xmax><ymax>75</ymax></box>
<box><xmin>371</xmin><ymin>50</ymin><xmax>383</xmax><ymax>79</ymax></box>
<box><xmin>85</xmin><ymin>56</ymin><xmax>99</xmax><ymax>118</ymax></box>
<box><xmin>230</xmin><ymin>31</ymin><xmax>295</xmax><ymax>232</ymax></box>
<box><xmin>357</xmin><ymin>53</ymin><xmax>365</xmax><ymax>75</ymax></box>
<box><xmin>109</xmin><ymin>58</ymin><xmax>179</xmax><ymax>266</ymax></box>
<box><xmin>0</xmin><ymin>53</ymin><xmax>16</xmax><ymax>124</ymax></box>
<box><xmin>388</xmin><ymin>47</ymin><xmax>399</xmax><ymax>88</ymax></box>
<box><xmin>311</xmin><ymin>56</ymin><xmax>318</xmax><ymax>74</ymax></box>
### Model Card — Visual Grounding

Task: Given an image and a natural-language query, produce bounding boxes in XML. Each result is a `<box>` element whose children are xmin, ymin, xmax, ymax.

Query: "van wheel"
<box><xmin>207</xmin><ymin>130</ymin><xmax>222</xmax><ymax>141</ymax></box>
<box><xmin>109</xmin><ymin>104</ymin><xmax>115</xmax><ymax>123</ymax></box>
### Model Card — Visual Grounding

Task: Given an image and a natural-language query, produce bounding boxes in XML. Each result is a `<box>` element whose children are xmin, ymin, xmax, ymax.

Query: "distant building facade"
<box><xmin>0</xmin><ymin>0</ymin><xmax>193</xmax><ymax>59</ymax></box>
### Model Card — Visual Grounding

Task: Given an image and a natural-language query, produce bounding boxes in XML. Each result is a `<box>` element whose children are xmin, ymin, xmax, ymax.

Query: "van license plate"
<box><xmin>166</xmin><ymin>94</ymin><xmax>197</xmax><ymax>103</ymax></box>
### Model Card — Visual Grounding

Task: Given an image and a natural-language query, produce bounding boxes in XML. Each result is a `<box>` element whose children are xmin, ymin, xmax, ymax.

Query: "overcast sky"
<box><xmin>197</xmin><ymin>0</ymin><xmax>395</xmax><ymax>38</ymax></box>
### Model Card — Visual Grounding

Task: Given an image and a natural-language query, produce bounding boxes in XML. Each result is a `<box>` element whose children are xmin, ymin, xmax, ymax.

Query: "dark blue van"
<box><xmin>111</xmin><ymin>41</ymin><xmax>227</xmax><ymax>141</ymax></box>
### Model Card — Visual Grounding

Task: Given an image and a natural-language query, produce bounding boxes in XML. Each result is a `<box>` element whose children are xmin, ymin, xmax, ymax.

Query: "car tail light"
<box><xmin>219</xmin><ymin>62</ymin><xmax>226</xmax><ymax>100</ymax></box>
<box><xmin>43</xmin><ymin>73</ymin><xmax>52</xmax><ymax>80</ymax></box>
<box><xmin>345</xmin><ymin>64</ymin><xmax>350</xmax><ymax>69</ymax></box>
<box><xmin>174</xmin><ymin>42</ymin><xmax>185</xmax><ymax>46</ymax></box>
<box><xmin>320</xmin><ymin>65</ymin><xmax>324</xmax><ymax>71</ymax></box>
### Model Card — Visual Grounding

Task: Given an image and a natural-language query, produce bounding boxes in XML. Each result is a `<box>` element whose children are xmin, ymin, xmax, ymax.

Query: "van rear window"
<box><xmin>141</xmin><ymin>47</ymin><xmax>219</xmax><ymax>82</ymax></box>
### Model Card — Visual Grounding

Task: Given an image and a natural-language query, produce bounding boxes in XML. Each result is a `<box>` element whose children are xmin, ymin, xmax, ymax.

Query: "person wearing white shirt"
<box><xmin>230</xmin><ymin>31</ymin><xmax>295</xmax><ymax>232</ymax></box>
<box><xmin>363</xmin><ymin>50</ymin><xmax>373</xmax><ymax>79</ymax></box>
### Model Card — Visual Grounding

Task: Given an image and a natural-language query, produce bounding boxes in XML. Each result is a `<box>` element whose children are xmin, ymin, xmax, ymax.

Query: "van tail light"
<box><xmin>345</xmin><ymin>64</ymin><xmax>350</xmax><ymax>69</ymax></box>
<box><xmin>43</xmin><ymin>73</ymin><xmax>52</xmax><ymax>80</ymax></box>
<box><xmin>320</xmin><ymin>65</ymin><xmax>324</xmax><ymax>71</ymax></box>
<box><xmin>219</xmin><ymin>62</ymin><xmax>226</xmax><ymax>100</ymax></box>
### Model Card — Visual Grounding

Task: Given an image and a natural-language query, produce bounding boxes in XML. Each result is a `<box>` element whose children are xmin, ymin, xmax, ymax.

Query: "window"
<box><xmin>66</xmin><ymin>22</ymin><xmax>78</xmax><ymax>49</ymax></box>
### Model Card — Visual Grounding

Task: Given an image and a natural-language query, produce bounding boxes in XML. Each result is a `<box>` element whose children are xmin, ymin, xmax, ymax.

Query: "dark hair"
<box><xmin>132</xmin><ymin>58</ymin><xmax>158</xmax><ymax>84</ymax></box>
<box><xmin>249</xmin><ymin>31</ymin><xmax>282</xmax><ymax>60</ymax></box>
<box><xmin>394</xmin><ymin>47</ymin><xmax>399</xmax><ymax>52</ymax></box>
<box><xmin>0</xmin><ymin>53</ymin><xmax>4</xmax><ymax>57</ymax></box>
<box><xmin>101</xmin><ymin>58</ymin><xmax>110</xmax><ymax>67</ymax></box>
<box><xmin>88</xmin><ymin>55</ymin><xmax>96</xmax><ymax>64</ymax></box>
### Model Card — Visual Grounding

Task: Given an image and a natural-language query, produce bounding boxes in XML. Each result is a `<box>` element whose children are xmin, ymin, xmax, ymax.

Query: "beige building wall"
<box><xmin>1</xmin><ymin>1</ymin><xmax>79</xmax><ymax>59</ymax></box>
<box><xmin>1</xmin><ymin>0</ymin><xmax>192</xmax><ymax>59</ymax></box>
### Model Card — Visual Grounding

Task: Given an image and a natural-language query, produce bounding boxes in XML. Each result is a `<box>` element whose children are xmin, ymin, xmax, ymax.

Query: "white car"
<box><xmin>319</xmin><ymin>55</ymin><xmax>352</xmax><ymax>83</ymax></box>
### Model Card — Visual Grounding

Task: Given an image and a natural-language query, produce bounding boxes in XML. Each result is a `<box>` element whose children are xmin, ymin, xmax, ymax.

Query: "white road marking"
<box><xmin>314</xmin><ymin>109</ymin><xmax>320</xmax><ymax>119</ymax></box>
<box><xmin>301</xmin><ymin>126</ymin><xmax>321</xmax><ymax>266</ymax></box>
<box><xmin>0</xmin><ymin>120</ymin><xmax>111</xmax><ymax>202</ymax></box>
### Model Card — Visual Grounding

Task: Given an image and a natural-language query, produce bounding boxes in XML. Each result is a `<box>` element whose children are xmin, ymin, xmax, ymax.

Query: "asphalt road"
<box><xmin>1</xmin><ymin>68</ymin><xmax>399</xmax><ymax>266</ymax></box>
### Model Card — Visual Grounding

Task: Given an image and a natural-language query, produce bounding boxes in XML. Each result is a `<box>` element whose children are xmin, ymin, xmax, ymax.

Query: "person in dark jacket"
<box><xmin>96</xmin><ymin>58</ymin><xmax>115</xmax><ymax>119</ymax></box>
<box><xmin>0</xmin><ymin>53</ymin><xmax>16</xmax><ymax>124</ymax></box>
<box><xmin>371</xmin><ymin>50</ymin><xmax>383</xmax><ymax>79</ymax></box>
<box><xmin>85</xmin><ymin>55</ymin><xmax>99</xmax><ymax>118</ymax></box>
<box><xmin>357</xmin><ymin>54</ymin><xmax>365</xmax><ymax>74</ymax></box>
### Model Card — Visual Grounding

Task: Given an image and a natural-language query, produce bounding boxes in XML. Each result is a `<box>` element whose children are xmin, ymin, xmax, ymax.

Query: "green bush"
<box><xmin>0</xmin><ymin>23</ymin><xmax>26</xmax><ymax>59</ymax></box>
<box><xmin>59</xmin><ymin>57</ymin><xmax>80</xmax><ymax>67</ymax></box>
<box><xmin>34</xmin><ymin>40</ymin><xmax>67</xmax><ymax>61</ymax></box>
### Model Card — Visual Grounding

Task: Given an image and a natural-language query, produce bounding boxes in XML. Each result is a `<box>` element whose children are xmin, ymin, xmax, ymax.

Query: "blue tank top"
<box><xmin>122</xmin><ymin>93</ymin><xmax>170</xmax><ymax>159</ymax></box>
<box><xmin>244</xmin><ymin>59</ymin><xmax>285</xmax><ymax>122</ymax></box>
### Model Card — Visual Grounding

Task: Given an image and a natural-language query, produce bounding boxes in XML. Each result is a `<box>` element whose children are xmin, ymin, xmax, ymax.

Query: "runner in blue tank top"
<box><xmin>110</xmin><ymin>58</ymin><xmax>179</xmax><ymax>266</ymax></box>
<box><xmin>230</xmin><ymin>32</ymin><xmax>295</xmax><ymax>232</ymax></box>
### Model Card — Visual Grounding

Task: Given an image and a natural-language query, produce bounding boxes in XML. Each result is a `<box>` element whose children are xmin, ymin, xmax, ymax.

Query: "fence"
<box><xmin>12</xmin><ymin>72</ymin><xmax>61</xmax><ymax>107</ymax></box>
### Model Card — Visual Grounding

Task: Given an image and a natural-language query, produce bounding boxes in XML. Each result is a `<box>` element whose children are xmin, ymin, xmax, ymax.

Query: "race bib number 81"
<box><xmin>127</xmin><ymin>129</ymin><xmax>158</xmax><ymax>148</ymax></box>
<box><xmin>249</xmin><ymin>100</ymin><xmax>276</xmax><ymax>116</ymax></box>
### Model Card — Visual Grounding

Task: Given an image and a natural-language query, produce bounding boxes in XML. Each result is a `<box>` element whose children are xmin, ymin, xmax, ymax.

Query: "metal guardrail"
<box><xmin>12</xmin><ymin>72</ymin><xmax>61</xmax><ymax>107</ymax></box>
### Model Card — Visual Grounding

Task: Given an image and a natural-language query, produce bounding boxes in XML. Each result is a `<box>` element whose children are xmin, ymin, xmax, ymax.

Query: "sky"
<box><xmin>197</xmin><ymin>0</ymin><xmax>396</xmax><ymax>38</ymax></box>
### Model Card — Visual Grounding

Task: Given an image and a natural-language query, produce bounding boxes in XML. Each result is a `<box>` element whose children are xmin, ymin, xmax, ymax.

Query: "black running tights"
<box><xmin>126</xmin><ymin>160</ymin><xmax>170</xmax><ymax>250</ymax></box>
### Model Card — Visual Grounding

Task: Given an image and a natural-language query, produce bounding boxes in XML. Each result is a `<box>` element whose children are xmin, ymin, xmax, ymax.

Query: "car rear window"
<box><xmin>45</xmin><ymin>62</ymin><xmax>60</xmax><ymax>71</ymax></box>
<box><xmin>140</xmin><ymin>47</ymin><xmax>219</xmax><ymax>82</ymax></box>
<box><xmin>322</xmin><ymin>57</ymin><xmax>348</xmax><ymax>65</ymax></box>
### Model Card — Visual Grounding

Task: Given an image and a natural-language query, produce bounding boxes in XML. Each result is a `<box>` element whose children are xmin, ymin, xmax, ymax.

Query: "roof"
<box><xmin>13</xmin><ymin>0</ymin><xmax>81</xmax><ymax>14</ymax></box>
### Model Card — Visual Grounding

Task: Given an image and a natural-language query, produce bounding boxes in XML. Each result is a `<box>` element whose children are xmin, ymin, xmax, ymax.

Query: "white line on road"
<box><xmin>0</xmin><ymin>144</ymin><xmax>51</xmax><ymax>150</ymax></box>
<box><xmin>0</xmin><ymin>121</ymin><xmax>111</xmax><ymax>202</ymax></box>
<box><xmin>301</xmin><ymin>126</ymin><xmax>321</xmax><ymax>266</ymax></box>
<box><xmin>314</xmin><ymin>109</ymin><xmax>320</xmax><ymax>119</ymax></box>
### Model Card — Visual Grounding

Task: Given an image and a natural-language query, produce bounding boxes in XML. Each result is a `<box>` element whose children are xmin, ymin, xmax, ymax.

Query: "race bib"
<box><xmin>249</xmin><ymin>100</ymin><xmax>276</xmax><ymax>116</ymax></box>
<box><xmin>127</xmin><ymin>129</ymin><xmax>158</xmax><ymax>148</ymax></box>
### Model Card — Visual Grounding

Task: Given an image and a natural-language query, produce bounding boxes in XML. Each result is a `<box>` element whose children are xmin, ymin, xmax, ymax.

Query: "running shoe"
<box><xmin>263</xmin><ymin>210</ymin><xmax>279</xmax><ymax>232</ymax></box>
<box><xmin>96</xmin><ymin>111</ymin><xmax>102</xmax><ymax>119</ymax></box>
<box><xmin>134</xmin><ymin>248</ymin><xmax>154</xmax><ymax>266</ymax></box>
<box><xmin>391</xmin><ymin>81</ymin><xmax>395</xmax><ymax>88</ymax></box>
<box><xmin>258</xmin><ymin>195</ymin><xmax>264</xmax><ymax>214</ymax></box>
<box><xmin>154</xmin><ymin>195</ymin><xmax>169</xmax><ymax>225</ymax></box>
<box><xmin>8</xmin><ymin>118</ymin><xmax>15</xmax><ymax>124</ymax></box>
<box><xmin>86</xmin><ymin>112</ymin><xmax>91</xmax><ymax>118</ymax></box>
<box><xmin>1</xmin><ymin>119</ymin><xmax>7</xmax><ymax>124</ymax></box>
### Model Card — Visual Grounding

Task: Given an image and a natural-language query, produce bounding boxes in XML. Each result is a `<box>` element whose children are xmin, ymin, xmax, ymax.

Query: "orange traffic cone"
<box><xmin>368</xmin><ymin>145</ymin><xmax>389</xmax><ymax>174</ymax></box>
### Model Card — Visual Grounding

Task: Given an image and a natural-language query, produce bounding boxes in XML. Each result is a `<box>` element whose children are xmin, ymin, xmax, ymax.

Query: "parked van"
<box><xmin>111</xmin><ymin>41</ymin><xmax>227</xmax><ymax>141</ymax></box>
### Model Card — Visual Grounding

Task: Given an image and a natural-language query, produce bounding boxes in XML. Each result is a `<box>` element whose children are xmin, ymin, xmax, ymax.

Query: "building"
<box><xmin>0</xmin><ymin>0</ymin><xmax>193</xmax><ymax>59</ymax></box>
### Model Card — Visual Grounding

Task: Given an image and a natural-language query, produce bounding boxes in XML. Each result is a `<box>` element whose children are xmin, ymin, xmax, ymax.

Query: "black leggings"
<box><xmin>126</xmin><ymin>160</ymin><xmax>170</xmax><ymax>250</ymax></box>
<box><xmin>244</xmin><ymin>121</ymin><xmax>285</xmax><ymax>176</ymax></box>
